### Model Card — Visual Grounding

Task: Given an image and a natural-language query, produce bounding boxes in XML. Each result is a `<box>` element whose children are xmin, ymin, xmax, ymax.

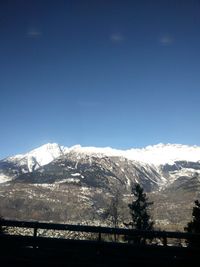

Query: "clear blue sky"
<box><xmin>1</xmin><ymin>0</ymin><xmax>200</xmax><ymax>158</ymax></box>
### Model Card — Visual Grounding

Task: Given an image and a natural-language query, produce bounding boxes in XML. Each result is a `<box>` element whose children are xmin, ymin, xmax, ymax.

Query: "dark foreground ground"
<box><xmin>0</xmin><ymin>234</ymin><xmax>199</xmax><ymax>267</ymax></box>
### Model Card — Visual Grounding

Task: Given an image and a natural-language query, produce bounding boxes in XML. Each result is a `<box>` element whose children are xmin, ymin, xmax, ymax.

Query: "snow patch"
<box><xmin>0</xmin><ymin>174</ymin><xmax>12</xmax><ymax>183</ymax></box>
<box><xmin>71</xmin><ymin>173</ymin><xmax>81</xmax><ymax>177</ymax></box>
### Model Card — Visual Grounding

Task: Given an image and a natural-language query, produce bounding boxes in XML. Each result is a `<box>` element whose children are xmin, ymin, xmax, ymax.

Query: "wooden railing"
<box><xmin>1</xmin><ymin>219</ymin><xmax>200</xmax><ymax>246</ymax></box>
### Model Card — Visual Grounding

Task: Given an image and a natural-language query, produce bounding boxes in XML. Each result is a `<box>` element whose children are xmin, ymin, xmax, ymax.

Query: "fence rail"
<box><xmin>1</xmin><ymin>219</ymin><xmax>200</xmax><ymax>245</ymax></box>
<box><xmin>1</xmin><ymin>219</ymin><xmax>200</xmax><ymax>267</ymax></box>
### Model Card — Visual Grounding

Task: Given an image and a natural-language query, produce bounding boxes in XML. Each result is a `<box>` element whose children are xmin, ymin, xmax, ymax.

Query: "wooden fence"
<box><xmin>1</xmin><ymin>219</ymin><xmax>200</xmax><ymax>246</ymax></box>
<box><xmin>0</xmin><ymin>219</ymin><xmax>200</xmax><ymax>267</ymax></box>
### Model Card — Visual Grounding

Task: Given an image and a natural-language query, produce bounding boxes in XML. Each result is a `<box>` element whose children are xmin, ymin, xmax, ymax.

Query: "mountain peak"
<box><xmin>30</xmin><ymin>142</ymin><xmax>61</xmax><ymax>153</ymax></box>
<box><xmin>6</xmin><ymin>143</ymin><xmax>65</xmax><ymax>170</ymax></box>
<box><xmin>25</xmin><ymin>143</ymin><xmax>65</xmax><ymax>166</ymax></box>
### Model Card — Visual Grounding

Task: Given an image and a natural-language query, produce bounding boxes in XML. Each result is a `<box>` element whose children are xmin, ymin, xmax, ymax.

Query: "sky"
<box><xmin>1</xmin><ymin>0</ymin><xmax>200</xmax><ymax>158</ymax></box>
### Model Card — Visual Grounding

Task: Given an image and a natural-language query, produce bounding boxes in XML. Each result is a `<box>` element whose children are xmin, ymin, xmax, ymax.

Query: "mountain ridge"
<box><xmin>1</xmin><ymin>142</ymin><xmax>200</xmax><ymax>184</ymax></box>
<box><xmin>0</xmin><ymin>142</ymin><xmax>199</xmax><ymax>229</ymax></box>
<box><xmin>3</xmin><ymin>142</ymin><xmax>200</xmax><ymax>164</ymax></box>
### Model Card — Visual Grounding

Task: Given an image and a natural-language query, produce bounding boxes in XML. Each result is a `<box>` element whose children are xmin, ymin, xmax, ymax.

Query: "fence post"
<box><xmin>98</xmin><ymin>231</ymin><xmax>101</xmax><ymax>242</ymax></box>
<box><xmin>33</xmin><ymin>226</ymin><xmax>37</xmax><ymax>238</ymax></box>
<box><xmin>163</xmin><ymin>236</ymin><xmax>167</xmax><ymax>246</ymax></box>
<box><xmin>33</xmin><ymin>223</ymin><xmax>38</xmax><ymax>249</ymax></box>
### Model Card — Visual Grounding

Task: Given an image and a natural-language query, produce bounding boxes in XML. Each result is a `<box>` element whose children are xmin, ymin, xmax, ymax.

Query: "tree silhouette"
<box><xmin>125</xmin><ymin>183</ymin><xmax>154</xmax><ymax>244</ymax></box>
<box><xmin>185</xmin><ymin>200</ymin><xmax>200</xmax><ymax>247</ymax></box>
<box><xmin>103</xmin><ymin>187</ymin><xmax>127</xmax><ymax>241</ymax></box>
<box><xmin>105</xmin><ymin>191</ymin><xmax>121</xmax><ymax>228</ymax></box>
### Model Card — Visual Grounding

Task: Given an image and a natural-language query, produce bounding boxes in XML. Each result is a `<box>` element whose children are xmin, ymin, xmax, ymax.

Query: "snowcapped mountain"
<box><xmin>124</xmin><ymin>143</ymin><xmax>200</xmax><ymax>165</ymax></box>
<box><xmin>0</xmin><ymin>143</ymin><xmax>65</xmax><ymax>183</ymax></box>
<box><xmin>2</xmin><ymin>142</ymin><xmax>200</xmax><ymax>165</ymax></box>
<box><xmin>63</xmin><ymin>143</ymin><xmax>200</xmax><ymax>166</ymax></box>
<box><xmin>9</xmin><ymin>143</ymin><xmax>66</xmax><ymax>167</ymax></box>
<box><xmin>61</xmin><ymin>143</ymin><xmax>200</xmax><ymax>165</ymax></box>
<box><xmin>1</xmin><ymin>142</ymin><xmax>200</xmax><ymax>184</ymax></box>
<box><xmin>0</xmin><ymin>142</ymin><xmax>199</xmax><ymax>229</ymax></box>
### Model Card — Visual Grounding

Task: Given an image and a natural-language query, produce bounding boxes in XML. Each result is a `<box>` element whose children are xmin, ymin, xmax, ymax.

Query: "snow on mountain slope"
<box><xmin>6</xmin><ymin>143</ymin><xmax>66</xmax><ymax>171</ymax></box>
<box><xmin>0</xmin><ymin>143</ymin><xmax>67</xmax><ymax>183</ymax></box>
<box><xmin>2</xmin><ymin>143</ymin><xmax>200</xmax><ymax>167</ymax></box>
<box><xmin>0</xmin><ymin>174</ymin><xmax>11</xmax><ymax>183</ymax></box>
<box><xmin>67</xmin><ymin>143</ymin><xmax>200</xmax><ymax>165</ymax></box>
<box><xmin>125</xmin><ymin>143</ymin><xmax>200</xmax><ymax>165</ymax></box>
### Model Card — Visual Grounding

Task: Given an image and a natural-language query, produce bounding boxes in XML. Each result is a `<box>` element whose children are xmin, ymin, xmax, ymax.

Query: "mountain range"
<box><xmin>0</xmin><ymin>143</ymin><xmax>199</xmax><ymax>230</ymax></box>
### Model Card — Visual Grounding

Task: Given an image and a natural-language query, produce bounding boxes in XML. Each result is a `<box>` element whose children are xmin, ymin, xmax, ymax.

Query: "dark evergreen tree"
<box><xmin>125</xmin><ymin>183</ymin><xmax>154</xmax><ymax>244</ymax></box>
<box><xmin>185</xmin><ymin>200</ymin><xmax>200</xmax><ymax>247</ymax></box>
